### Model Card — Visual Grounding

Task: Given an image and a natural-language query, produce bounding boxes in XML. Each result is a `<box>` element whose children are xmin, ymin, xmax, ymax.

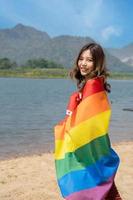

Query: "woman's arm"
<box><xmin>66</xmin><ymin>91</ymin><xmax>82</xmax><ymax>116</ymax></box>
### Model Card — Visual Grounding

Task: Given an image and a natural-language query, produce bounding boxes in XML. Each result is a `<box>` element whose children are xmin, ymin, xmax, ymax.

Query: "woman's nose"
<box><xmin>81</xmin><ymin>60</ymin><xmax>87</xmax><ymax>66</ymax></box>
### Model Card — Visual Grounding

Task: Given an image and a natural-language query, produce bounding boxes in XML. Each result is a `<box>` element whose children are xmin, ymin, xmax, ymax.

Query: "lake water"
<box><xmin>0</xmin><ymin>77</ymin><xmax>133</xmax><ymax>159</ymax></box>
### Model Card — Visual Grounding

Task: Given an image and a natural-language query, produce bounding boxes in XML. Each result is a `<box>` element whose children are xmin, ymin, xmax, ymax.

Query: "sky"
<box><xmin>0</xmin><ymin>0</ymin><xmax>133</xmax><ymax>48</ymax></box>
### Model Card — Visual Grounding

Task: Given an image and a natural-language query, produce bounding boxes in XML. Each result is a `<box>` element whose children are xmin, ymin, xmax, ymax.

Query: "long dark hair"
<box><xmin>69</xmin><ymin>42</ymin><xmax>111</xmax><ymax>93</ymax></box>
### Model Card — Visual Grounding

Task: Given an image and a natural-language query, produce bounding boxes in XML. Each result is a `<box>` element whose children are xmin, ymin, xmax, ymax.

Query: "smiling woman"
<box><xmin>54</xmin><ymin>42</ymin><xmax>122</xmax><ymax>200</ymax></box>
<box><xmin>78</xmin><ymin>49</ymin><xmax>94</xmax><ymax>77</ymax></box>
<box><xmin>70</xmin><ymin>43</ymin><xmax>111</xmax><ymax>93</ymax></box>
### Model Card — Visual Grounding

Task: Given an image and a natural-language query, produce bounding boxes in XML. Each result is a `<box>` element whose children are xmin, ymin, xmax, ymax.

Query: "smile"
<box><xmin>80</xmin><ymin>68</ymin><xmax>88</xmax><ymax>71</ymax></box>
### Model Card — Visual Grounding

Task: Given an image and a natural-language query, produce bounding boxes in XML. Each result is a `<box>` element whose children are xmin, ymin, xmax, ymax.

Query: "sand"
<box><xmin>0</xmin><ymin>141</ymin><xmax>133</xmax><ymax>200</ymax></box>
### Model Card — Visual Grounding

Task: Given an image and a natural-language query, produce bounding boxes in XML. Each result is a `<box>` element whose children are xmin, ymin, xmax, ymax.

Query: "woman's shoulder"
<box><xmin>86</xmin><ymin>75</ymin><xmax>104</xmax><ymax>84</ymax></box>
<box><xmin>82</xmin><ymin>76</ymin><xmax>105</xmax><ymax>99</ymax></box>
<box><xmin>85</xmin><ymin>75</ymin><xmax>104</xmax><ymax>89</ymax></box>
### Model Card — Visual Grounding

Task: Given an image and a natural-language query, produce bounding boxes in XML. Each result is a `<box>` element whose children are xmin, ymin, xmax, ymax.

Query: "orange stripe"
<box><xmin>55</xmin><ymin>91</ymin><xmax>111</xmax><ymax>140</ymax></box>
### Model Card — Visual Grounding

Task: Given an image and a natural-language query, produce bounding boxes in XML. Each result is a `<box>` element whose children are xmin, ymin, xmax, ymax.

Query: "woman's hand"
<box><xmin>66</xmin><ymin>91</ymin><xmax>82</xmax><ymax>116</ymax></box>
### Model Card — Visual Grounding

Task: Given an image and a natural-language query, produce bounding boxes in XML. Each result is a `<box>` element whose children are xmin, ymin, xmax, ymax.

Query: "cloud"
<box><xmin>0</xmin><ymin>0</ymin><xmax>106</xmax><ymax>35</ymax></box>
<box><xmin>70</xmin><ymin>0</ymin><xmax>104</xmax><ymax>28</ymax></box>
<box><xmin>0</xmin><ymin>0</ymin><xmax>126</xmax><ymax>47</ymax></box>
<box><xmin>101</xmin><ymin>26</ymin><xmax>122</xmax><ymax>40</ymax></box>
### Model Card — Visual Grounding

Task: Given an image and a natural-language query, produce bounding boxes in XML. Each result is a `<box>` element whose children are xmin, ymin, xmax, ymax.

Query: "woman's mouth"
<box><xmin>80</xmin><ymin>67</ymin><xmax>87</xmax><ymax>72</ymax></box>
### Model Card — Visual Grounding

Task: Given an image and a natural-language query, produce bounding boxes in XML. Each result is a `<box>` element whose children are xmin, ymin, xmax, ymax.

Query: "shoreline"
<box><xmin>0</xmin><ymin>140</ymin><xmax>132</xmax><ymax>162</ymax></box>
<box><xmin>0</xmin><ymin>68</ymin><xmax>133</xmax><ymax>80</ymax></box>
<box><xmin>0</xmin><ymin>143</ymin><xmax>54</xmax><ymax>161</ymax></box>
<box><xmin>0</xmin><ymin>141</ymin><xmax>133</xmax><ymax>200</ymax></box>
<box><xmin>0</xmin><ymin>76</ymin><xmax>133</xmax><ymax>80</ymax></box>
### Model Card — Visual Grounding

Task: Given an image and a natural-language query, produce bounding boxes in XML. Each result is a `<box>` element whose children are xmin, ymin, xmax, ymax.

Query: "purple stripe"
<box><xmin>65</xmin><ymin>175</ymin><xmax>115</xmax><ymax>200</ymax></box>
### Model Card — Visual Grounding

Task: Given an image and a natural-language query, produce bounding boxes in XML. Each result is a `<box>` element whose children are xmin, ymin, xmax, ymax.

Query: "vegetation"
<box><xmin>0</xmin><ymin>58</ymin><xmax>133</xmax><ymax>79</ymax></box>
<box><xmin>110</xmin><ymin>72</ymin><xmax>133</xmax><ymax>79</ymax></box>
<box><xmin>0</xmin><ymin>68</ymin><xmax>69</xmax><ymax>78</ymax></box>
<box><xmin>0</xmin><ymin>58</ymin><xmax>17</xmax><ymax>69</ymax></box>
<box><xmin>0</xmin><ymin>68</ymin><xmax>133</xmax><ymax>79</ymax></box>
<box><xmin>24</xmin><ymin>58</ymin><xmax>64</xmax><ymax>69</ymax></box>
<box><xmin>0</xmin><ymin>58</ymin><xmax>64</xmax><ymax>70</ymax></box>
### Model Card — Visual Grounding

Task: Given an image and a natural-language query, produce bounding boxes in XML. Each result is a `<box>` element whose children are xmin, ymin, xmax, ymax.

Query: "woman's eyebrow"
<box><xmin>86</xmin><ymin>56</ymin><xmax>93</xmax><ymax>59</ymax></box>
<box><xmin>79</xmin><ymin>55</ymin><xmax>92</xmax><ymax>58</ymax></box>
<box><xmin>87</xmin><ymin>57</ymin><xmax>93</xmax><ymax>59</ymax></box>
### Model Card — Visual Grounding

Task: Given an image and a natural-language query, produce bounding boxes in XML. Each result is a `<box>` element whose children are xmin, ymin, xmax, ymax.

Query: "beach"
<box><xmin>0</xmin><ymin>141</ymin><xmax>133</xmax><ymax>200</ymax></box>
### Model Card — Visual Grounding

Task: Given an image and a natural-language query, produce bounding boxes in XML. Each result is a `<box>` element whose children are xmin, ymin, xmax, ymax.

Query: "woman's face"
<box><xmin>78</xmin><ymin>49</ymin><xmax>94</xmax><ymax>76</ymax></box>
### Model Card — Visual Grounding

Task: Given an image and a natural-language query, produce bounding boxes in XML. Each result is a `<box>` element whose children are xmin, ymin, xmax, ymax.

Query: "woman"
<box><xmin>54</xmin><ymin>43</ymin><xmax>122</xmax><ymax>199</ymax></box>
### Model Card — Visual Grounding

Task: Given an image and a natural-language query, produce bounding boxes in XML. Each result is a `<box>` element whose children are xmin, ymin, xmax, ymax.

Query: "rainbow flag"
<box><xmin>54</xmin><ymin>77</ymin><xmax>120</xmax><ymax>200</ymax></box>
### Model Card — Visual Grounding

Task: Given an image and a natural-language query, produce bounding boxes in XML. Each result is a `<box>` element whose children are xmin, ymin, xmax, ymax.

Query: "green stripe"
<box><xmin>55</xmin><ymin>134</ymin><xmax>111</xmax><ymax>179</ymax></box>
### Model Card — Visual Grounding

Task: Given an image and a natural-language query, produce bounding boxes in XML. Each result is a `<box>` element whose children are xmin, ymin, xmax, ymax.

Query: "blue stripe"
<box><xmin>58</xmin><ymin>148</ymin><xmax>120</xmax><ymax>197</ymax></box>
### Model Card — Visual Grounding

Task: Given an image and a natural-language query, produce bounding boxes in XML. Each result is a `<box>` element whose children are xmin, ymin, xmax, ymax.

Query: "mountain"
<box><xmin>108</xmin><ymin>43</ymin><xmax>133</xmax><ymax>66</ymax></box>
<box><xmin>0</xmin><ymin>24</ymin><xmax>94</xmax><ymax>67</ymax></box>
<box><xmin>0</xmin><ymin>24</ymin><xmax>51</xmax><ymax>63</ymax></box>
<box><xmin>0</xmin><ymin>23</ymin><xmax>133</xmax><ymax>72</ymax></box>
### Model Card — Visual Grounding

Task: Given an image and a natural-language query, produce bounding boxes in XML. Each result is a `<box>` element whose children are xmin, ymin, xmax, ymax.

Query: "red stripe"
<box><xmin>82</xmin><ymin>76</ymin><xmax>105</xmax><ymax>100</ymax></box>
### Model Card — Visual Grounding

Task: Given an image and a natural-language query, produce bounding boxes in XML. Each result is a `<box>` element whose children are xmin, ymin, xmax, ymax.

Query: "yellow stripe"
<box><xmin>55</xmin><ymin>110</ymin><xmax>111</xmax><ymax>159</ymax></box>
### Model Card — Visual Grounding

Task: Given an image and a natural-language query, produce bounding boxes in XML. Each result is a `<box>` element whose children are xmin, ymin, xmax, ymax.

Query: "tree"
<box><xmin>25</xmin><ymin>58</ymin><xmax>64</xmax><ymax>69</ymax></box>
<box><xmin>0</xmin><ymin>58</ymin><xmax>17</xmax><ymax>69</ymax></box>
